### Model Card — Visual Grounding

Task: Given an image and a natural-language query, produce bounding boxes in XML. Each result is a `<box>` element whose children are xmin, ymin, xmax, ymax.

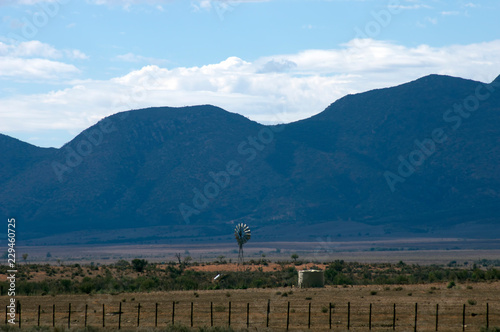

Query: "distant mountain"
<box><xmin>1</xmin><ymin>74</ymin><xmax>500</xmax><ymax>244</ymax></box>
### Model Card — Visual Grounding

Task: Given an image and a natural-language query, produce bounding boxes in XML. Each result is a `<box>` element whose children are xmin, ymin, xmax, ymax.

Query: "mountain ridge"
<box><xmin>2</xmin><ymin>73</ymin><xmax>500</xmax><ymax>244</ymax></box>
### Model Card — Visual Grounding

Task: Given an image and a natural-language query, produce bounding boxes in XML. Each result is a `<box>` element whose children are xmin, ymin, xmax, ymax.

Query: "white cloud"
<box><xmin>441</xmin><ymin>11</ymin><xmax>459</xmax><ymax>16</ymax></box>
<box><xmin>0</xmin><ymin>40</ymin><xmax>87</xmax><ymax>80</ymax></box>
<box><xmin>388</xmin><ymin>4</ymin><xmax>432</xmax><ymax>10</ymax></box>
<box><xmin>464</xmin><ymin>2</ymin><xmax>479</xmax><ymax>8</ymax></box>
<box><xmin>114</xmin><ymin>52</ymin><xmax>167</xmax><ymax>65</ymax></box>
<box><xmin>0</xmin><ymin>57</ymin><xmax>79</xmax><ymax>79</ymax></box>
<box><xmin>2</xmin><ymin>39</ymin><xmax>500</xmax><ymax>147</ymax></box>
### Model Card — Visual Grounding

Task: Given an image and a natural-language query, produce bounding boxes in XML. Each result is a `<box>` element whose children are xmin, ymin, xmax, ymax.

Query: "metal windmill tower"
<box><xmin>234</xmin><ymin>223</ymin><xmax>251</xmax><ymax>266</ymax></box>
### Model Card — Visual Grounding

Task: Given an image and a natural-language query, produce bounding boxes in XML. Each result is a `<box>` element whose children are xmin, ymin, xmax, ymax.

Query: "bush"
<box><xmin>131</xmin><ymin>259</ymin><xmax>148</xmax><ymax>273</ymax></box>
<box><xmin>447</xmin><ymin>281</ymin><xmax>456</xmax><ymax>289</ymax></box>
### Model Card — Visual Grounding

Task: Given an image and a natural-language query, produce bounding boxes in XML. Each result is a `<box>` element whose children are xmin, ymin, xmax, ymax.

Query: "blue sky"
<box><xmin>1</xmin><ymin>0</ymin><xmax>500</xmax><ymax>147</ymax></box>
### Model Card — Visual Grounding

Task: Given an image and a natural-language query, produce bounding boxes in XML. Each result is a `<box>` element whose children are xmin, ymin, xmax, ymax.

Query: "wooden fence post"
<box><xmin>308</xmin><ymin>302</ymin><xmax>311</xmax><ymax>329</ymax></box>
<box><xmin>17</xmin><ymin>301</ymin><xmax>21</xmax><ymax>328</ymax></box>
<box><xmin>210</xmin><ymin>302</ymin><xmax>213</xmax><ymax>327</ymax></box>
<box><xmin>137</xmin><ymin>303</ymin><xmax>141</xmax><ymax>327</ymax></box>
<box><xmin>155</xmin><ymin>303</ymin><xmax>158</xmax><ymax>327</ymax></box>
<box><xmin>393</xmin><ymin>303</ymin><xmax>396</xmax><ymax>330</ymax></box>
<box><xmin>38</xmin><ymin>305</ymin><xmax>40</xmax><ymax>327</ymax></box>
<box><xmin>329</xmin><ymin>303</ymin><xmax>332</xmax><ymax>330</ymax></box>
<box><xmin>52</xmin><ymin>304</ymin><xmax>55</xmax><ymax>327</ymax></box>
<box><xmin>85</xmin><ymin>304</ymin><xmax>88</xmax><ymax>327</ymax></box>
<box><xmin>228</xmin><ymin>301</ymin><xmax>231</xmax><ymax>326</ymax></box>
<box><xmin>462</xmin><ymin>304</ymin><xmax>465</xmax><ymax>331</ymax></box>
<box><xmin>246</xmin><ymin>303</ymin><xmax>250</xmax><ymax>328</ymax></box>
<box><xmin>286</xmin><ymin>301</ymin><xmax>290</xmax><ymax>331</ymax></box>
<box><xmin>102</xmin><ymin>303</ymin><xmax>105</xmax><ymax>328</ymax></box>
<box><xmin>118</xmin><ymin>302</ymin><xmax>122</xmax><ymax>330</ymax></box>
<box><xmin>266</xmin><ymin>299</ymin><xmax>270</xmax><ymax>328</ymax></box>
<box><xmin>172</xmin><ymin>301</ymin><xmax>175</xmax><ymax>325</ymax></box>
<box><xmin>347</xmin><ymin>302</ymin><xmax>350</xmax><ymax>330</ymax></box>
<box><xmin>435</xmin><ymin>304</ymin><xmax>439</xmax><ymax>331</ymax></box>
<box><xmin>414</xmin><ymin>303</ymin><xmax>418</xmax><ymax>332</ymax></box>
<box><xmin>369</xmin><ymin>303</ymin><xmax>372</xmax><ymax>330</ymax></box>
<box><xmin>191</xmin><ymin>302</ymin><xmax>193</xmax><ymax>327</ymax></box>
<box><xmin>68</xmin><ymin>303</ymin><xmax>71</xmax><ymax>329</ymax></box>
<box><xmin>486</xmin><ymin>303</ymin><xmax>489</xmax><ymax>329</ymax></box>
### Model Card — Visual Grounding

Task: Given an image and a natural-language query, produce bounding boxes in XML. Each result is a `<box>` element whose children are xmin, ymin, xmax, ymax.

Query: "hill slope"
<box><xmin>1</xmin><ymin>75</ymin><xmax>500</xmax><ymax>244</ymax></box>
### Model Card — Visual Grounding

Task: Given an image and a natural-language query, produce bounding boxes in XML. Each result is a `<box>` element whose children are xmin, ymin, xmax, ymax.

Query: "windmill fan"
<box><xmin>234</xmin><ymin>223</ymin><xmax>251</xmax><ymax>265</ymax></box>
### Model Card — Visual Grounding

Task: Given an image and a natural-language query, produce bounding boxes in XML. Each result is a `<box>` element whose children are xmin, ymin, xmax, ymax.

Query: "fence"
<box><xmin>4</xmin><ymin>300</ymin><xmax>498</xmax><ymax>331</ymax></box>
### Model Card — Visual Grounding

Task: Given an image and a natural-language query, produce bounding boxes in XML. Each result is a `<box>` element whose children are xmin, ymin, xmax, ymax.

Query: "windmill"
<box><xmin>234</xmin><ymin>223</ymin><xmax>251</xmax><ymax>266</ymax></box>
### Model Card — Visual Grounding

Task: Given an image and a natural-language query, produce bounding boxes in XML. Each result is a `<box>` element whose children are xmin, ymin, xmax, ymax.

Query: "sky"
<box><xmin>0</xmin><ymin>0</ymin><xmax>499</xmax><ymax>148</ymax></box>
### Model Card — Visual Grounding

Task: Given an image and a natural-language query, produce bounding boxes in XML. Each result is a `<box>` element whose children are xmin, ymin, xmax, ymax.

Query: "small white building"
<box><xmin>298</xmin><ymin>269</ymin><xmax>324</xmax><ymax>288</ymax></box>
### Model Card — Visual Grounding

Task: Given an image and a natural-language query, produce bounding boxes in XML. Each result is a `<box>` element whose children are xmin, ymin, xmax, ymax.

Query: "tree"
<box><xmin>132</xmin><ymin>259</ymin><xmax>148</xmax><ymax>273</ymax></box>
<box><xmin>175</xmin><ymin>253</ymin><xmax>182</xmax><ymax>265</ymax></box>
<box><xmin>22</xmin><ymin>253</ymin><xmax>28</xmax><ymax>264</ymax></box>
<box><xmin>291</xmin><ymin>253</ymin><xmax>299</xmax><ymax>262</ymax></box>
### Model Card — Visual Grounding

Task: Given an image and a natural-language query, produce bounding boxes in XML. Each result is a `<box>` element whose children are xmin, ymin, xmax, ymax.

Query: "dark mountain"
<box><xmin>1</xmin><ymin>74</ymin><xmax>500</xmax><ymax>244</ymax></box>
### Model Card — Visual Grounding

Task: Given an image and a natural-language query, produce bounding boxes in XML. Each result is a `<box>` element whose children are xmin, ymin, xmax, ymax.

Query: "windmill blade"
<box><xmin>234</xmin><ymin>223</ymin><xmax>251</xmax><ymax>245</ymax></box>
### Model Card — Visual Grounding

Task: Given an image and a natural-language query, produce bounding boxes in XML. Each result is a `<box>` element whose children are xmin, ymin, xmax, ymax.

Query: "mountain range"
<box><xmin>2</xmin><ymin>73</ymin><xmax>500</xmax><ymax>245</ymax></box>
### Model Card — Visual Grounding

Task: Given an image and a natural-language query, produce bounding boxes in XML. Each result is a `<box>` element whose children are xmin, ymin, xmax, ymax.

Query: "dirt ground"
<box><xmin>4</xmin><ymin>281</ymin><xmax>500</xmax><ymax>331</ymax></box>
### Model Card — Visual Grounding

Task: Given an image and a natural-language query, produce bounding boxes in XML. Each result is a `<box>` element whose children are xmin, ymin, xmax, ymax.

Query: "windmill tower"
<box><xmin>234</xmin><ymin>223</ymin><xmax>251</xmax><ymax>266</ymax></box>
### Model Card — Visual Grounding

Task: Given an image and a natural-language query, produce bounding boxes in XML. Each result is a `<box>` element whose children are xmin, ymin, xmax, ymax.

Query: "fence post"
<box><xmin>228</xmin><ymin>301</ymin><xmax>231</xmax><ymax>326</ymax></box>
<box><xmin>17</xmin><ymin>301</ymin><xmax>21</xmax><ymax>328</ymax></box>
<box><xmin>52</xmin><ymin>304</ymin><xmax>55</xmax><ymax>327</ymax></box>
<box><xmin>308</xmin><ymin>302</ymin><xmax>311</xmax><ymax>329</ymax></box>
<box><xmin>137</xmin><ymin>303</ymin><xmax>141</xmax><ymax>327</ymax></box>
<box><xmin>211</xmin><ymin>302</ymin><xmax>213</xmax><ymax>327</ymax></box>
<box><xmin>286</xmin><ymin>301</ymin><xmax>290</xmax><ymax>331</ymax></box>
<box><xmin>191</xmin><ymin>302</ymin><xmax>193</xmax><ymax>327</ymax></box>
<box><xmin>267</xmin><ymin>299</ymin><xmax>270</xmax><ymax>328</ymax></box>
<box><xmin>102</xmin><ymin>303</ymin><xmax>105</xmax><ymax>328</ymax></box>
<box><xmin>85</xmin><ymin>304</ymin><xmax>88</xmax><ymax>327</ymax></box>
<box><xmin>329</xmin><ymin>303</ymin><xmax>332</xmax><ymax>330</ymax></box>
<box><xmin>118</xmin><ymin>302</ymin><xmax>122</xmax><ymax>330</ymax></box>
<box><xmin>462</xmin><ymin>304</ymin><xmax>465</xmax><ymax>331</ymax></box>
<box><xmin>68</xmin><ymin>303</ymin><xmax>71</xmax><ymax>329</ymax></box>
<box><xmin>414</xmin><ymin>303</ymin><xmax>418</xmax><ymax>332</ymax></box>
<box><xmin>247</xmin><ymin>303</ymin><xmax>250</xmax><ymax>328</ymax></box>
<box><xmin>155</xmin><ymin>303</ymin><xmax>158</xmax><ymax>327</ymax></box>
<box><xmin>38</xmin><ymin>305</ymin><xmax>40</xmax><ymax>327</ymax></box>
<box><xmin>172</xmin><ymin>301</ymin><xmax>175</xmax><ymax>325</ymax></box>
<box><xmin>393</xmin><ymin>303</ymin><xmax>396</xmax><ymax>330</ymax></box>
<box><xmin>369</xmin><ymin>303</ymin><xmax>372</xmax><ymax>330</ymax></box>
<box><xmin>347</xmin><ymin>302</ymin><xmax>350</xmax><ymax>330</ymax></box>
<box><xmin>486</xmin><ymin>303</ymin><xmax>489</xmax><ymax>329</ymax></box>
<box><xmin>435</xmin><ymin>304</ymin><xmax>439</xmax><ymax>331</ymax></box>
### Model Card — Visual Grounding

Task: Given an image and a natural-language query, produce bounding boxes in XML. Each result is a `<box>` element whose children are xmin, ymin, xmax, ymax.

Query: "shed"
<box><xmin>298</xmin><ymin>269</ymin><xmax>324</xmax><ymax>288</ymax></box>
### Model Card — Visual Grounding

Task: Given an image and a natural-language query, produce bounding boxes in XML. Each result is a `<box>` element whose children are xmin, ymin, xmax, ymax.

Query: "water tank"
<box><xmin>298</xmin><ymin>269</ymin><xmax>324</xmax><ymax>288</ymax></box>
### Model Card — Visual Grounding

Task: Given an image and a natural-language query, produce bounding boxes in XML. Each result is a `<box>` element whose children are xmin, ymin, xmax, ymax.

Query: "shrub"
<box><xmin>131</xmin><ymin>259</ymin><xmax>148</xmax><ymax>273</ymax></box>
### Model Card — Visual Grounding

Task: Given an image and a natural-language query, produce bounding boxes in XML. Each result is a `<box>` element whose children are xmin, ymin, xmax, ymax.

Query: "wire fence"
<box><xmin>4</xmin><ymin>300</ymin><xmax>499</xmax><ymax>331</ymax></box>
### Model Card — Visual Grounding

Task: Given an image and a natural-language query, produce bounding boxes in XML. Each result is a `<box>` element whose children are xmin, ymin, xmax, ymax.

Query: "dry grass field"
<box><xmin>5</xmin><ymin>281</ymin><xmax>500</xmax><ymax>331</ymax></box>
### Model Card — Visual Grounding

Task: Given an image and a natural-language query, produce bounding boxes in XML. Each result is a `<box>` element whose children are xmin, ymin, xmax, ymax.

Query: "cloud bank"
<box><xmin>1</xmin><ymin>38</ymin><xmax>500</xmax><ymax>147</ymax></box>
